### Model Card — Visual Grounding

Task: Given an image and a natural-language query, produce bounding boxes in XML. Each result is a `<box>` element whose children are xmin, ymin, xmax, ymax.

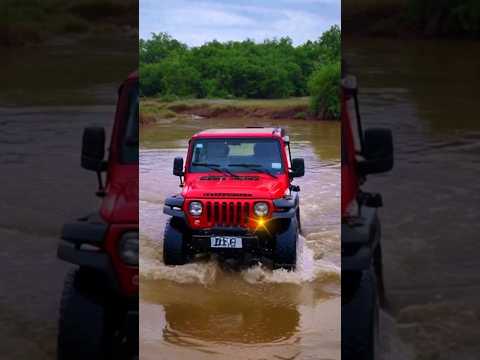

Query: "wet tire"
<box><xmin>163</xmin><ymin>219</ymin><xmax>187</xmax><ymax>265</ymax></box>
<box><xmin>273</xmin><ymin>218</ymin><xmax>298</xmax><ymax>271</ymax></box>
<box><xmin>342</xmin><ymin>269</ymin><xmax>379</xmax><ymax>360</ymax></box>
<box><xmin>58</xmin><ymin>269</ymin><xmax>109</xmax><ymax>360</ymax></box>
<box><xmin>296</xmin><ymin>209</ymin><xmax>302</xmax><ymax>234</ymax></box>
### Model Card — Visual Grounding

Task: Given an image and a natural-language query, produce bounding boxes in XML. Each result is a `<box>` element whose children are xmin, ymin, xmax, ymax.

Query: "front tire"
<box><xmin>273</xmin><ymin>218</ymin><xmax>298</xmax><ymax>271</ymax></box>
<box><xmin>163</xmin><ymin>218</ymin><xmax>187</xmax><ymax>265</ymax></box>
<box><xmin>58</xmin><ymin>269</ymin><xmax>110</xmax><ymax>360</ymax></box>
<box><xmin>342</xmin><ymin>270</ymin><xmax>379</xmax><ymax>360</ymax></box>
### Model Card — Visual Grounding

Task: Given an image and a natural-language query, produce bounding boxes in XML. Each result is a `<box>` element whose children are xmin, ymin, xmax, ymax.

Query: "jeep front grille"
<box><xmin>205</xmin><ymin>200</ymin><xmax>252</xmax><ymax>227</ymax></box>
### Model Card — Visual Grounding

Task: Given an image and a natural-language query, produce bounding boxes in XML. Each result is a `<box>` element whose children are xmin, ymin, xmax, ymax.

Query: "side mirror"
<box><xmin>358</xmin><ymin>128</ymin><xmax>393</xmax><ymax>175</ymax></box>
<box><xmin>173</xmin><ymin>157</ymin><xmax>184</xmax><ymax>176</ymax></box>
<box><xmin>81</xmin><ymin>127</ymin><xmax>106</xmax><ymax>172</ymax></box>
<box><xmin>291</xmin><ymin>158</ymin><xmax>305</xmax><ymax>178</ymax></box>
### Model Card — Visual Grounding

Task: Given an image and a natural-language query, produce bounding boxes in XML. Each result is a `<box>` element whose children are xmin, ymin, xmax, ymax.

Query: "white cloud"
<box><xmin>140</xmin><ymin>0</ymin><xmax>340</xmax><ymax>46</ymax></box>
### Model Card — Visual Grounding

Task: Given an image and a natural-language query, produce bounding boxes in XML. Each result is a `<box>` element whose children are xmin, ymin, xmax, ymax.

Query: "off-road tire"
<box><xmin>342</xmin><ymin>269</ymin><xmax>379</xmax><ymax>360</ymax></box>
<box><xmin>296</xmin><ymin>208</ymin><xmax>302</xmax><ymax>234</ymax></box>
<box><xmin>273</xmin><ymin>218</ymin><xmax>298</xmax><ymax>271</ymax></box>
<box><xmin>58</xmin><ymin>269</ymin><xmax>110</xmax><ymax>360</ymax></box>
<box><xmin>163</xmin><ymin>218</ymin><xmax>187</xmax><ymax>265</ymax></box>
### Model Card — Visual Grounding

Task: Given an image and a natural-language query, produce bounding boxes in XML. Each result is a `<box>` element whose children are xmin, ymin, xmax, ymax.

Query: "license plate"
<box><xmin>210</xmin><ymin>236</ymin><xmax>242</xmax><ymax>249</ymax></box>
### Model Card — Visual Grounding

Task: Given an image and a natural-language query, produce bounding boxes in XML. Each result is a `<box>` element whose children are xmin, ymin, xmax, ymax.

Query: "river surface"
<box><xmin>139</xmin><ymin>117</ymin><xmax>341</xmax><ymax>359</ymax></box>
<box><xmin>344</xmin><ymin>37</ymin><xmax>480</xmax><ymax>359</ymax></box>
<box><xmin>0</xmin><ymin>34</ymin><xmax>135</xmax><ymax>358</ymax></box>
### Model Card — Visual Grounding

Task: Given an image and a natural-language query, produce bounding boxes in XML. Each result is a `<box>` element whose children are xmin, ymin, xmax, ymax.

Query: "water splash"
<box><xmin>140</xmin><ymin>234</ymin><xmax>339</xmax><ymax>286</ymax></box>
<box><xmin>241</xmin><ymin>235</ymin><xmax>340</xmax><ymax>285</ymax></box>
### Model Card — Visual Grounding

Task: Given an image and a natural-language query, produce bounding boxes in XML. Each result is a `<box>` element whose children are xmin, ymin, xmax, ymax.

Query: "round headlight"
<box><xmin>189</xmin><ymin>201</ymin><xmax>203</xmax><ymax>216</ymax></box>
<box><xmin>254</xmin><ymin>202</ymin><xmax>269</xmax><ymax>217</ymax></box>
<box><xmin>119</xmin><ymin>231</ymin><xmax>138</xmax><ymax>266</ymax></box>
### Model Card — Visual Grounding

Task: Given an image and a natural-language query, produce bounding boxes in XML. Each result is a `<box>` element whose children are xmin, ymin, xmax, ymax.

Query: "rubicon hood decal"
<box><xmin>200</xmin><ymin>175</ymin><xmax>260</xmax><ymax>181</ymax></box>
<box><xmin>203</xmin><ymin>192</ymin><xmax>253</xmax><ymax>197</ymax></box>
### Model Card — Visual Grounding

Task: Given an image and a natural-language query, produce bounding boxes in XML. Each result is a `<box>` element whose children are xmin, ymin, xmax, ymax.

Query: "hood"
<box><xmin>182</xmin><ymin>173</ymin><xmax>289</xmax><ymax>200</ymax></box>
<box><xmin>100</xmin><ymin>164</ymin><xmax>139</xmax><ymax>224</ymax></box>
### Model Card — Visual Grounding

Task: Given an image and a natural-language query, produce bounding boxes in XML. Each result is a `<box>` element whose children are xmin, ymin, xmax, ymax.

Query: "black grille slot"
<box><xmin>236</xmin><ymin>202</ymin><xmax>242</xmax><ymax>224</ymax></box>
<box><xmin>222</xmin><ymin>202</ymin><xmax>227</xmax><ymax>225</ymax></box>
<box><xmin>244</xmin><ymin>203</ymin><xmax>250</xmax><ymax>224</ymax></box>
<box><xmin>214</xmin><ymin>202</ymin><xmax>219</xmax><ymax>223</ymax></box>
<box><xmin>206</xmin><ymin>202</ymin><xmax>212</xmax><ymax>222</ymax></box>
<box><xmin>229</xmin><ymin>202</ymin><xmax>235</xmax><ymax>224</ymax></box>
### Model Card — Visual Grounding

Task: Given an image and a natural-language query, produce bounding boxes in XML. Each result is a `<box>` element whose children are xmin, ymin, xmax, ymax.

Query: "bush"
<box><xmin>308</xmin><ymin>61</ymin><xmax>341</xmax><ymax>119</ymax></box>
<box><xmin>407</xmin><ymin>0</ymin><xmax>480</xmax><ymax>36</ymax></box>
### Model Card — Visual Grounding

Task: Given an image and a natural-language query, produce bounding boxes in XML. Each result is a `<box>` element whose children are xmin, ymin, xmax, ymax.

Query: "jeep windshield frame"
<box><xmin>119</xmin><ymin>83</ymin><xmax>139</xmax><ymax>164</ymax></box>
<box><xmin>188</xmin><ymin>137</ymin><xmax>285</xmax><ymax>175</ymax></box>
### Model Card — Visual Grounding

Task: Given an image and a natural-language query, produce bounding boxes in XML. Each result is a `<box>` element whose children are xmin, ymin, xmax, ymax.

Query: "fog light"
<box><xmin>119</xmin><ymin>232</ymin><xmax>139</xmax><ymax>266</ymax></box>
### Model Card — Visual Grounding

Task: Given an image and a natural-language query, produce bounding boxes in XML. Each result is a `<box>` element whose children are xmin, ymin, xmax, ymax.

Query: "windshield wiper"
<box><xmin>228</xmin><ymin>163</ymin><xmax>277</xmax><ymax>178</ymax></box>
<box><xmin>192</xmin><ymin>162</ymin><xmax>239</xmax><ymax>178</ymax></box>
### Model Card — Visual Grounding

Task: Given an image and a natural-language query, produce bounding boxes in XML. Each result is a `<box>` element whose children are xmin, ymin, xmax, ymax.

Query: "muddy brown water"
<box><xmin>345</xmin><ymin>37</ymin><xmax>480</xmax><ymax>359</ymax></box>
<box><xmin>0</xmin><ymin>34</ymin><xmax>134</xmax><ymax>358</ymax></box>
<box><xmin>140</xmin><ymin>117</ymin><xmax>340</xmax><ymax>359</ymax></box>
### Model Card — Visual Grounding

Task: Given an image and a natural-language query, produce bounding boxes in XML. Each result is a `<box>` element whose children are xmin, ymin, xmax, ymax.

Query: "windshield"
<box><xmin>120</xmin><ymin>83</ymin><xmax>139</xmax><ymax>164</ymax></box>
<box><xmin>189</xmin><ymin>138</ymin><xmax>284</xmax><ymax>174</ymax></box>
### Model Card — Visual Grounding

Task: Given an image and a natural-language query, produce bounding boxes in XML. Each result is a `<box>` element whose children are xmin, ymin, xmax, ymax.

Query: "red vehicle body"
<box><xmin>341</xmin><ymin>75</ymin><xmax>393</xmax><ymax>360</ymax></box>
<box><xmin>341</xmin><ymin>91</ymin><xmax>359</xmax><ymax>217</ymax></box>
<box><xmin>163</xmin><ymin>127</ymin><xmax>305</xmax><ymax>269</ymax></box>
<box><xmin>183</xmin><ymin>129</ymin><xmax>291</xmax><ymax>230</ymax></box>
<box><xmin>57</xmin><ymin>72</ymin><xmax>138</xmax><ymax>360</ymax></box>
<box><xmin>100</xmin><ymin>71</ymin><xmax>139</xmax><ymax>296</ymax></box>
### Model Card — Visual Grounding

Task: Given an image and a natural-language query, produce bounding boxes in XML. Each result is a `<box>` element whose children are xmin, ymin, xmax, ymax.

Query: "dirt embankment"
<box><xmin>170</xmin><ymin>103</ymin><xmax>311</xmax><ymax>120</ymax></box>
<box><xmin>1</xmin><ymin>0</ymin><xmax>138</xmax><ymax>47</ymax></box>
<box><xmin>140</xmin><ymin>98</ymin><xmax>334</xmax><ymax>127</ymax></box>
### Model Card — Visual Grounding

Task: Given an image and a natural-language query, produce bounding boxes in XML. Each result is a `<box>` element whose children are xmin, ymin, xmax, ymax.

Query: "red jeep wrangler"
<box><xmin>163</xmin><ymin>128</ymin><xmax>305</xmax><ymax>270</ymax></box>
<box><xmin>57</xmin><ymin>72</ymin><xmax>139</xmax><ymax>360</ymax></box>
<box><xmin>341</xmin><ymin>75</ymin><xmax>393</xmax><ymax>359</ymax></box>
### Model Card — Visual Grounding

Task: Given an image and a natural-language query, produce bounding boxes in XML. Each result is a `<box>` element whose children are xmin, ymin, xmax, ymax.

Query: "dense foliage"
<box><xmin>408</xmin><ymin>0</ymin><xmax>480</xmax><ymax>36</ymax></box>
<box><xmin>343</xmin><ymin>0</ymin><xmax>480</xmax><ymax>37</ymax></box>
<box><xmin>140</xmin><ymin>26</ymin><xmax>341</xmax><ymax>118</ymax></box>
<box><xmin>308</xmin><ymin>61</ymin><xmax>341</xmax><ymax>118</ymax></box>
<box><xmin>0</xmin><ymin>0</ymin><xmax>137</xmax><ymax>46</ymax></box>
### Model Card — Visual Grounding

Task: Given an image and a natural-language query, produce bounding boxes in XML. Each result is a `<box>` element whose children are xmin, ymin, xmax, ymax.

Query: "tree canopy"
<box><xmin>139</xmin><ymin>25</ymin><xmax>341</xmax><ymax>118</ymax></box>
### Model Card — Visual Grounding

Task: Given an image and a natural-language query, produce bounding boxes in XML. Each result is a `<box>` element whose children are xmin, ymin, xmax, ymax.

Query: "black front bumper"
<box><xmin>125</xmin><ymin>308</ymin><xmax>139</xmax><ymax>356</ymax></box>
<box><xmin>342</xmin><ymin>206</ymin><xmax>380</xmax><ymax>271</ymax></box>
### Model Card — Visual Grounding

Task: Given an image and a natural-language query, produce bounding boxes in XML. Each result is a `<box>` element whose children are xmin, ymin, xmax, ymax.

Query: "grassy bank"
<box><xmin>0</xmin><ymin>0</ymin><xmax>137</xmax><ymax>47</ymax></box>
<box><xmin>139</xmin><ymin>97</ymin><xmax>324</xmax><ymax>127</ymax></box>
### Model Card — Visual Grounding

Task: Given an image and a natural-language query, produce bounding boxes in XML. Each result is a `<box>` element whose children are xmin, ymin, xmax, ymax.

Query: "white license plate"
<box><xmin>210</xmin><ymin>236</ymin><xmax>243</xmax><ymax>249</ymax></box>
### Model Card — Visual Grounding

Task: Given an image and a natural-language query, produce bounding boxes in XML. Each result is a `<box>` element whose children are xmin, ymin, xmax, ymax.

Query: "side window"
<box><xmin>192</xmin><ymin>142</ymin><xmax>206</xmax><ymax>162</ymax></box>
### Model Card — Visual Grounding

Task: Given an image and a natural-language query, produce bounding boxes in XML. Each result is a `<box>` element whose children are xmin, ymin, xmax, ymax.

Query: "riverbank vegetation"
<box><xmin>0</xmin><ymin>0</ymin><xmax>137</xmax><ymax>47</ymax></box>
<box><xmin>140</xmin><ymin>26</ymin><xmax>340</xmax><ymax>120</ymax></box>
<box><xmin>140</xmin><ymin>97</ymin><xmax>312</xmax><ymax>127</ymax></box>
<box><xmin>344</xmin><ymin>0</ymin><xmax>480</xmax><ymax>37</ymax></box>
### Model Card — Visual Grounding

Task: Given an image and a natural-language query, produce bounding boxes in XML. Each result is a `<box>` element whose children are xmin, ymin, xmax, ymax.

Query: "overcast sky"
<box><xmin>140</xmin><ymin>0</ymin><xmax>340</xmax><ymax>46</ymax></box>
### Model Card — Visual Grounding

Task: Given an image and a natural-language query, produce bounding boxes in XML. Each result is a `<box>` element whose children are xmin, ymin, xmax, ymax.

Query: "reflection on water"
<box><xmin>344</xmin><ymin>37</ymin><xmax>480</xmax><ymax>359</ymax></box>
<box><xmin>140</xmin><ymin>118</ymin><xmax>340</xmax><ymax>359</ymax></box>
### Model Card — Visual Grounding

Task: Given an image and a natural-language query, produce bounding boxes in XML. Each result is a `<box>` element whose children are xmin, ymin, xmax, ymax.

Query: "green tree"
<box><xmin>139</xmin><ymin>24</ymin><xmax>341</xmax><ymax>116</ymax></box>
<box><xmin>308</xmin><ymin>61</ymin><xmax>341</xmax><ymax>119</ymax></box>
